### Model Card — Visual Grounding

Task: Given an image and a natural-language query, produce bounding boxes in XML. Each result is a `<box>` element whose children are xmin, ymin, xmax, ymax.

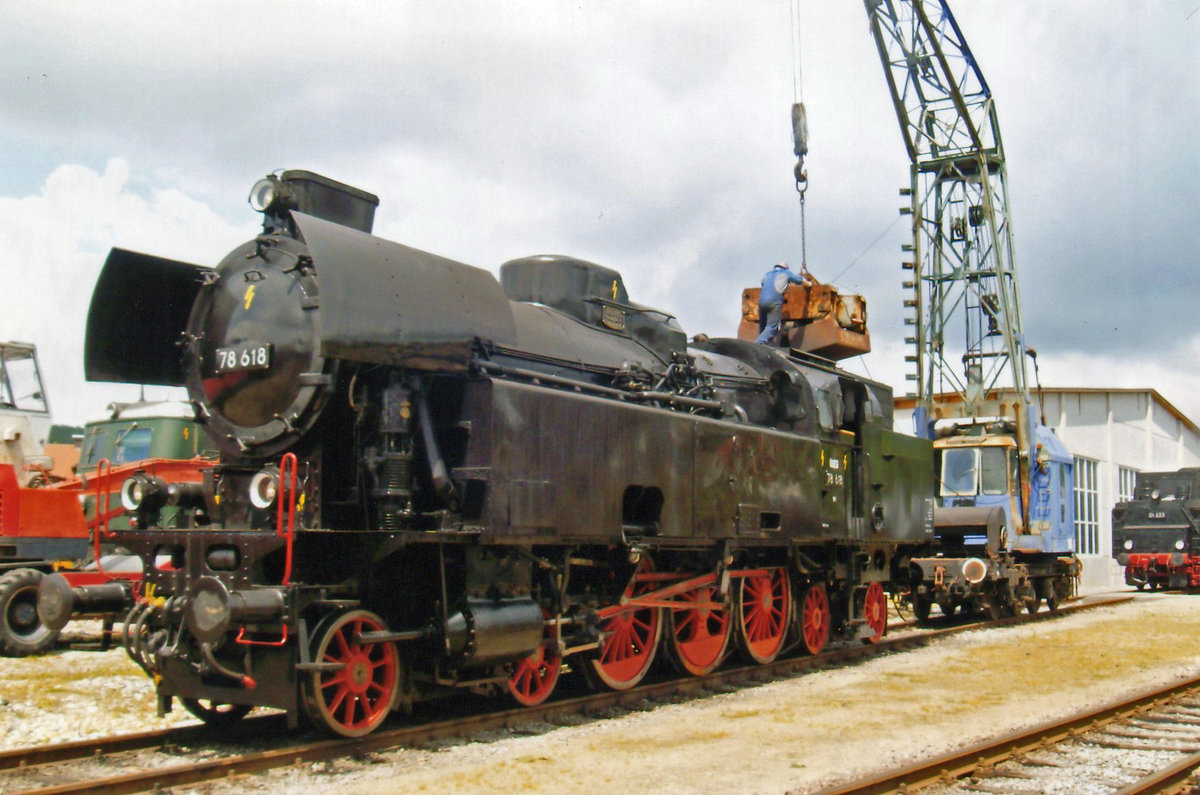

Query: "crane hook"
<box><xmin>792</xmin><ymin>102</ymin><xmax>808</xmax><ymax>194</ymax></box>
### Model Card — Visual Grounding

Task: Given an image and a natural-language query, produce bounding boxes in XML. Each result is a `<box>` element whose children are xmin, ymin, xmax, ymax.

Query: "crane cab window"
<box><xmin>940</xmin><ymin>447</ymin><xmax>1009</xmax><ymax>497</ymax></box>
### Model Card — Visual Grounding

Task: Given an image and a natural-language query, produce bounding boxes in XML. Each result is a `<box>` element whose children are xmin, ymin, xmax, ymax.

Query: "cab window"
<box><xmin>80</xmin><ymin>428</ymin><xmax>108</xmax><ymax>468</ymax></box>
<box><xmin>940</xmin><ymin>448</ymin><xmax>977</xmax><ymax>496</ymax></box>
<box><xmin>979</xmin><ymin>447</ymin><xmax>1009</xmax><ymax>495</ymax></box>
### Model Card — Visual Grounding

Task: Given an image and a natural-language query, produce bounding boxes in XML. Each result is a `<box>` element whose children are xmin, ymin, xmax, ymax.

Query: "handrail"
<box><xmin>91</xmin><ymin>458</ymin><xmax>112</xmax><ymax>578</ymax></box>
<box><xmin>276</xmin><ymin>452</ymin><xmax>297</xmax><ymax>585</ymax></box>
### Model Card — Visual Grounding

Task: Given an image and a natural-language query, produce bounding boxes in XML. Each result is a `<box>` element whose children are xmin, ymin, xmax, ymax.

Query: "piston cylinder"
<box><xmin>444</xmin><ymin>598</ymin><xmax>544</xmax><ymax>666</ymax></box>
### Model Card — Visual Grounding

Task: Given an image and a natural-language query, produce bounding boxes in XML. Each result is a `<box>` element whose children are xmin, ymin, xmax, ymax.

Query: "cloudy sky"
<box><xmin>1</xmin><ymin>1</ymin><xmax>1197</xmax><ymax>431</ymax></box>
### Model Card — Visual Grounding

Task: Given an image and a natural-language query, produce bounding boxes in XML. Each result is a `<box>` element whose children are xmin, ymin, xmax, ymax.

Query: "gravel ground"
<box><xmin>3</xmin><ymin>590</ymin><xmax>1199</xmax><ymax>794</ymax></box>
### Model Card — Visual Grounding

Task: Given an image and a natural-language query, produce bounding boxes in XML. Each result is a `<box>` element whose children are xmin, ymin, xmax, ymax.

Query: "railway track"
<box><xmin>820</xmin><ymin>666</ymin><xmax>1200</xmax><ymax>793</ymax></box>
<box><xmin>0</xmin><ymin>595</ymin><xmax>1129</xmax><ymax>795</ymax></box>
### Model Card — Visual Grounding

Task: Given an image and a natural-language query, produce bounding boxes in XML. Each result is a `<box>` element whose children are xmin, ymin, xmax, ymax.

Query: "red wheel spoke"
<box><xmin>326</xmin><ymin>684</ymin><xmax>349</xmax><ymax>717</ymax></box>
<box><xmin>515</xmin><ymin>669</ymin><xmax>532</xmax><ymax>694</ymax></box>
<box><xmin>677</xmin><ymin>610</ymin><xmax>699</xmax><ymax>637</ymax></box>
<box><xmin>321</xmin><ymin>669</ymin><xmax>349</xmax><ymax>688</ymax></box>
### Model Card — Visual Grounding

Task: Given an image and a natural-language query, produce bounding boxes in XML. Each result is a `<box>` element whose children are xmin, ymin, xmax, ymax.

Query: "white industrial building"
<box><xmin>895</xmin><ymin>388</ymin><xmax>1200</xmax><ymax>593</ymax></box>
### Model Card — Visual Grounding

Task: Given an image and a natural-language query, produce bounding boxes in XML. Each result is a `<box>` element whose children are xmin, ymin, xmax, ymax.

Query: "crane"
<box><xmin>862</xmin><ymin>0</ymin><xmax>1076</xmax><ymax>558</ymax></box>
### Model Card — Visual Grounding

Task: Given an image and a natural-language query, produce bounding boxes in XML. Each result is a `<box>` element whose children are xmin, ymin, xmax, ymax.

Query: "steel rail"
<box><xmin>3</xmin><ymin>595</ymin><xmax>1130</xmax><ymax>794</ymax></box>
<box><xmin>819</xmin><ymin>666</ymin><xmax>1200</xmax><ymax>793</ymax></box>
<box><xmin>1117</xmin><ymin>750</ymin><xmax>1200</xmax><ymax>794</ymax></box>
<box><xmin>0</xmin><ymin>715</ymin><xmax>287</xmax><ymax>773</ymax></box>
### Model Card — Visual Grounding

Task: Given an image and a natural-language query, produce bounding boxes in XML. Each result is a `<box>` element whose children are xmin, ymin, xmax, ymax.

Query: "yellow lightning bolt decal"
<box><xmin>243</xmin><ymin>284</ymin><xmax>256</xmax><ymax>310</ymax></box>
<box><xmin>611</xmin><ymin>279</ymin><xmax>618</xmax><ymax>300</ymax></box>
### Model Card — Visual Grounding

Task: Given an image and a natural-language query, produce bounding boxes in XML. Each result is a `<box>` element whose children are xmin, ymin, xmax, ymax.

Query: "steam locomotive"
<box><xmin>42</xmin><ymin>171</ymin><xmax>937</xmax><ymax>737</ymax></box>
<box><xmin>1113</xmin><ymin>468</ymin><xmax>1200</xmax><ymax>590</ymax></box>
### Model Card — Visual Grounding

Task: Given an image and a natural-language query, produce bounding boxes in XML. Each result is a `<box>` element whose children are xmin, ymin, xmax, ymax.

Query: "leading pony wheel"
<box><xmin>665</xmin><ymin>579</ymin><xmax>731</xmax><ymax>676</ymax></box>
<box><xmin>589</xmin><ymin>558</ymin><xmax>661</xmax><ymax>690</ymax></box>
<box><xmin>302</xmin><ymin>610</ymin><xmax>400</xmax><ymax>737</ymax></box>
<box><xmin>736</xmin><ymin>567</ymin><xmax>791</xmax><ymax>664</ymax></box>
<box><xmin>912</xmin><ymin>592</ymin><xmax>933</xmax><ymax>623</ymax></box>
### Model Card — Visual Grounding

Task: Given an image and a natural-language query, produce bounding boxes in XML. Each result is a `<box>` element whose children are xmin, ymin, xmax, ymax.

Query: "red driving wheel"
<box><xmin>736</xmin><ymin>567</ymin><xmax>791</xmax><ymax>664</ymax></box>
<box><xmin>666</xmin><ymin>580</ymin><xmax>731</xmax><ymax>676</ymax></box>
<box><xmin>590</xmin><ymin>558</ymin><xmax>662</xmax><ymax>690</ymax></box>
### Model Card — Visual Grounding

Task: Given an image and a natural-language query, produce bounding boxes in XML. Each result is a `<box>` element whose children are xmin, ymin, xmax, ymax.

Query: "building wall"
<box><xmin>895</xmin><ymin>390</ymin><xmax>1200</xmax><ymax>593</ymax></box>
<box><xmin>1045</xmin><ymin>392</ymin><xmax>1200</xmax><ymax>591</ymax></box>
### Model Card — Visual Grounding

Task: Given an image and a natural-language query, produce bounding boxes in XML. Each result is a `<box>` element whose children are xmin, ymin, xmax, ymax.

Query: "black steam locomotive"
<box><xmin>1113</xmin><ymin>468</ymin><xmax>1200</xmax><ymax>590</ymax></box>
<box><xmin>42</xmin><ymin>171</ymin><xmax>936</xmax><ymax>737</ymax></box>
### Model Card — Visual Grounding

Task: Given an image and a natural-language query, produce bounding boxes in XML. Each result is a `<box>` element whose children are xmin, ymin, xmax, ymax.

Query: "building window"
<box><xmin>1118</xmin><ymin>466</ymin><xmax>1138</xmax><ymax>503</ymax></box>
<box><xmin>1074</xmin><ymin>456</ymin><xmax>1100</xmax><ymax>555</ymax></box>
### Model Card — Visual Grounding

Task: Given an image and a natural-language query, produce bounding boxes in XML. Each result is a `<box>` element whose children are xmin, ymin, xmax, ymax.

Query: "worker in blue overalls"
<box><xmin>756</xmin><ymin>263</ymin><xmax>812</xmax><ymax>345</ymax></box>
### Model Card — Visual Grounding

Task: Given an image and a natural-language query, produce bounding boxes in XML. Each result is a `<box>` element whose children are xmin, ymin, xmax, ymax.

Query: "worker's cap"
<box><xmin>773</xmin><ymin>262</ymin><xmax>788</xmax><ymax>269</ymax></box>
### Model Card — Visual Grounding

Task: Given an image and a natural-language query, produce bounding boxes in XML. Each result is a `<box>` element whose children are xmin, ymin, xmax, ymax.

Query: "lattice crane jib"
<box><xmin>864</xmin><ymin>0</ymin><xmax>1032</xmax><ymax>444</ymax></box>
<box><xmin>862</xmin><ymin>0</ymin><xmax>1081</xmax><ymax>552</ymax></box>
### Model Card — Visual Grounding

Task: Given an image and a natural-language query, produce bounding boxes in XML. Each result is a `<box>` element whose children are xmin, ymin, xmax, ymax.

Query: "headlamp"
<box><xmin>120</xmin><ymin>473</ymin><xmax>167</xmax><ymax>514</ymax></box>
<box><xmin>248</xmin><ymin>176</ymin><xmax>279</xmax><ymax>213</ymax></box>
<box><xmin>249</xmin><ymin>467</ymin><xmax>280</xmax><ymax>510</ymax></box>
<box><xmin>961</xmin><ymin>557</ymin><xmax>988</xmax><ymax>585</ymax></box>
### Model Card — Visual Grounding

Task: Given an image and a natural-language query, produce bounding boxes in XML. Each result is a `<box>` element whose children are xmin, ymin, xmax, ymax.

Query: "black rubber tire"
<box><xmin>0</xmin><ymin>568</ymin><xmax>59</xmax><ymax>656</ymax></box>
<box><xmin>912</xmin><ymin>595</ymin><xmax>932</xmax><ymax>623</ymax></box>
<box><xmin>981</xmin><ymin>595</ymin><xmax>1004</xmax><ymax>621</ymax></box>
<box><xmin>1044</xmin><ymin>580</ymin><xmax>1061</xmax><ymax>611</ymax></box>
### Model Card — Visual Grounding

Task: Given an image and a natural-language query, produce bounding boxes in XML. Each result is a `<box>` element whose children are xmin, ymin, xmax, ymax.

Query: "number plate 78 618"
<box><xmin>214</xmin><ymin>342</ymin><xmax>272</xmax><ymax>374</ymax></box>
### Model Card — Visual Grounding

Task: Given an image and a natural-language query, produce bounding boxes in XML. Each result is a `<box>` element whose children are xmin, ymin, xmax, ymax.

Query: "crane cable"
<box><xmin>790</xmin><ymin>0</ymin><xmax>804</xmax><ymax>105</ymax></box>
<box><xmin>790</xmin><ymin>0</ymin><xmax>809</xmax><ymax>271</ymax></box>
